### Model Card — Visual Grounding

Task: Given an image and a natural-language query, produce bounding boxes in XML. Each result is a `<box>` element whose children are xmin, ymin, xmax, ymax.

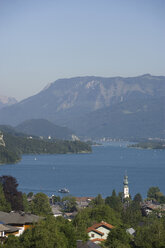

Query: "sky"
<box><xmin>0</xmin><ymin>0</ymin><xmax>165</xmax><ymax>101</ymax></box>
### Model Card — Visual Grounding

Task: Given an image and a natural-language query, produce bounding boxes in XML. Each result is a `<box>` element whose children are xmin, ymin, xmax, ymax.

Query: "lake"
<box><xmin>0</xmin><ymin>142</ymin><xmax>164</xmax><ymax>199</ymax></box>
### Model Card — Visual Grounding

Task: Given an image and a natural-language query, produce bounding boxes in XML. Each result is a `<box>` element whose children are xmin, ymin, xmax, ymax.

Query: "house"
<box><xmin>51</xmin><ymin>206</ymin><xmax>63</xmax><ymax>218</ymax></box>
<box><xmin>87</xmin><ymin>221</ymin><xmax>114</xmax><ymax>244</ymax></box>
<box><xmin>126</xmin><ymin>227</ymin><xmax>135</xmax><ymax>236</ymax></box>
<box><xmin>0</xmin><ymin>223</ymin><xmax>20</xmax><ymax>239</ymax></box>
<box><xmin>76</xmin><ymin>197</ymin><xmax>94</xmax><ymax>209</ymax></box>
<box><xmin>141</xmin><ymin>201</ymin><xmax>165</xmax><ymax>216</ymax></box>
<box><xmin>77</xmin><ymin>240</ymin><xmax>101</xmax><ymax>248</ymax></box>
<box><xmin>0</xmin><ymin>224</ymin><xmax>10</xmax><ymax>238</ymax></box>
<box><xmin>0</xmin><ymin>211</ymin><xmax>42</xmax><ymax>237</ymax></box>
<box><xmin>63</xmin><ymin>211</ymin><xmax>77</xmax><ymax>221</ymax></box>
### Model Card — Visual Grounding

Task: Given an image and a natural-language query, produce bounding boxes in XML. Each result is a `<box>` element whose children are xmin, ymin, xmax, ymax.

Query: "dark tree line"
<box><xmin>0</xmin><ymin>131</ymin><xmax>92</xmax><ymax>164</ymax></box>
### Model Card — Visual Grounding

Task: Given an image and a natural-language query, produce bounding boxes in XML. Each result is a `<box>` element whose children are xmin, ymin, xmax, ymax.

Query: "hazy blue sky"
<box><xmin>0</xmin><ymin>0</ymin><xmax>165</xmax><ymax>100</ymax></box>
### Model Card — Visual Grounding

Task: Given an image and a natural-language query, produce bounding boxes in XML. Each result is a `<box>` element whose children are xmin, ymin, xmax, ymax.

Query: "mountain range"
<box><xmin>0</xmin><ymin>74</ymin><xmax>164</xmax><ymax>139</ymax></box>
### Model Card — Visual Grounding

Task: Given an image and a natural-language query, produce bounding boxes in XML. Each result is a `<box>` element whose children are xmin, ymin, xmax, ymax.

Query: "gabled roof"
<box><xmin>0</xmin><ymin>211</ymin><xmax>42</xmax><ymax>225</ymax></box>
<box><xmin>0</xmin><ymin>223</ymin><xmax>10</xmax><ymax>232</ymax></box>
<box><xmin>64</xmin><ymin>211</ymin><xmax>77</xmax><ymax>218</ymax></box>
<box><xmin>3</xmin><ymin>224</ymin><xmax>20</xmax><ymax>233</ymax></box>
<box><xmin>51</xmin><ymin>206</ymin><xmax>62</xmax><ymax>215</ymax></box>
<box><xmin>87</xmin><ymin>228</ymin><xmax>104</xmax><ymax>236</ymax></box>
<box><xmin>0</xmin><ymin>223</ymin><xmax>19</xmax><ymax>233</ymax></box>
<box><xmin>76</xmin><ymin>197</ymin><xmax>95</xmax><ymax>202</ymax></box>
<box><xmin>87</xmin><ymin>221</ymin><xmax>114</xmax><ymax>233</ymax></box>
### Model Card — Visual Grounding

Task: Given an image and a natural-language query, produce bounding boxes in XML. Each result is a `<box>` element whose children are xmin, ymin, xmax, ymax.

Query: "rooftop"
<box><xmin>87</xmin><ymin>221</ymin><xmax>114</xmax><ymax>233</ymax></box>
<box><xmin>0</xmin><ymin>211</ymin><xmax>42</xmax><ymax>225</ymax></box>
<box><xmin>77</xmin><ymin>240</ymin><xmax>101</xmax><ymax>248</ymax></box>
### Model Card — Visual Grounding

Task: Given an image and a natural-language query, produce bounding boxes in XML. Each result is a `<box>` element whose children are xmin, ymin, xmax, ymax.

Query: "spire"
<box><xmin>123</xmin><ymin>171</ymin><xmax>129</xmax><ymax>199</ymax></box>
<box><xmin>123</xmin><ymin>171</ymin><xmax>128</xmax><ymax>185</ymax></box>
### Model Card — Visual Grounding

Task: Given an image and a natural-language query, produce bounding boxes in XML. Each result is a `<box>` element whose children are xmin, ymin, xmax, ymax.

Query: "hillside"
<box><xmin>0</xmin><ymin>130</ymin><xmax>91</xmax><ymax>164</ymax></box>
<box><xmin>71</xmin><ymin>97</ymin><xmax>165</xmax><ymax>139</ymax></box>
<box><xmin>15</xmin><ymin>119</ymin><xmax>74</xmax><ymax>140</ymax></box>
<box><xmin>0</xmin><ymin>125</ymin><xmax>27</xmax><ymax>137</ymax></box>
<box><xmin>0</xmin><ymin>74</ymin><xmax>164</xmax><ymax>139</ymax></box>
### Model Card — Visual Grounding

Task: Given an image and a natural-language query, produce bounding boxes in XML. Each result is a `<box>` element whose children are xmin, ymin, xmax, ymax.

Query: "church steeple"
<box><xmin>123</xmin><ymin>172</ymin><xmax>129</xmax><ymax>199</ymax></box>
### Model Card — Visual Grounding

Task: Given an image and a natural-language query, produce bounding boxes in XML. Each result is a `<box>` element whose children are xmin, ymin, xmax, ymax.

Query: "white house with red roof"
<box><xmin>87</xmin><ymin>221</ymin><xmax>114</xmax><ymax>244</ymax></box>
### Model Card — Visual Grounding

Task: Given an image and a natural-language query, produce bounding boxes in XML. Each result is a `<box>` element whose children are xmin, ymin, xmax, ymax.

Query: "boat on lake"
<box><xmin>58</xmin><ymin>188</ymin><xmax>69</xmax><ymax>193</ymax></box>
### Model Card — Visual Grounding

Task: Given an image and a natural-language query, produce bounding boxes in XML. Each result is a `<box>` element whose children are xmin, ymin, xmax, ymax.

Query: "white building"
<box><xmin>87</xmin><ymin>221</ymin><xmax>114</xmax><ymax>244</ymax></box>
<box><xmin>123</xmin><ymin>173</ymin><xmax>129</xmax><ymax>199</ymax></box>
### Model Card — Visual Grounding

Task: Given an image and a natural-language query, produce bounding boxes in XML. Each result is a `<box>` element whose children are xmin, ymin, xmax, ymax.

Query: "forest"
<box><xmin>0</xmin><ymin>131</ymin><xmax>91</xmax><ymax>164</ymax></box>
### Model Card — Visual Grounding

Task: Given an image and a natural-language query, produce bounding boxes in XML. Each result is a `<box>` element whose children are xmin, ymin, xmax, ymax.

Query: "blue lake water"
<box><xmin>0</xmin><ymin>142</ymin><xmax>164</xmax><ymax>199</ymax></box>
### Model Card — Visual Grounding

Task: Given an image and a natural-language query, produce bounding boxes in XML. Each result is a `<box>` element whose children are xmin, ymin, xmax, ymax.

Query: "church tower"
<box><xmin>123</xmin><ymin>173</ymin><xmax>129</xmax><ymax>199</ymax></box>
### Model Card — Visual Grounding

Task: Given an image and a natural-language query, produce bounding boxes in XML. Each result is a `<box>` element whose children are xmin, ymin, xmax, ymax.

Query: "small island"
<box><xmin>128</xmin><ymin>140</ymin><xmax>165</xmax><ymax>150</ymax></box>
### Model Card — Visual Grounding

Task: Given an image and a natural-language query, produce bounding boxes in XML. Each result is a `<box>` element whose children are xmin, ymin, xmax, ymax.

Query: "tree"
<box><xmin>52</xmin><ymin>195</ymin><xmax>61</xmax><ymax>204</ymax></box>
<box><xmin>147</xmin><ymin>187</ymin><xmax>165</xmax><ymax>204</ymax></box>
<box><xmin>105</xmin><ymin>190</ymin><xmax>123</xmax><ymax>213</ymax></box>
<box><xmin>90</xmin><ymin>205</ymin><xmax>121</xmax><ymax>226</ymax></box>
<box><xmin>122</xmin><ymin>208</ymin><xmax>142</xmax><ymax>228</ymax></box>
<box><xmin>133</xmin><ymin>193</ymin><xmax>142</xmax><ymax>204</ymax></box>
<box><xmin>57</xmin><ymin>217</ymin><xmax>77</xmax><ymax>248</ymax></box>
<box><xmin>22</xmin><ymin>193</ymin><xmax>30</xmax><ymax>213</ymax></box>
<box><xmin>74</xmin><ymin>204</ymin><xmax>121</xmax><ymax>232</ymax></box>
<box><xmin>147</xmin><ymin>186</ymin><xmax>160</xmax><ymax>199</ymax></box>
<box><xmin>4</xmin><ymin>235</ymin><xmax>21</xmax><ymax>248</ymax></box>
<box><xmin>158</xmin><ymin>195</ymin><xmax>165</xmax><ymax>204</ymax></box>
<box><xmin>91</xmin><ymin>194</ymin><xmax>105</xmax><ymax>206</ymax></box>
<box><xmin>62</xmin><ymin>196</ymin><xmax>77</xmax><ymax>212</ymax></box>
<box><xmin>105</xmin><ymin>226</ymin><xmax>131</xmax><ymax>248</ymax></box>
<box><xmin>73</xmin><ymin>207</ymin><xmax>91</xmax><ymax>242</ymax></box>
<box><xmin>30</xmin><ymin>192</ymin><xmax>52</xmax><ymax>216</ymax></box>
<box><xmin>27</xmin><ymin>192</ymin><xmax>33</xmax><ymax>198</ymax></box>
<box><xmin>19</xmin><ymin>216</ymin><xmax>77</xmax><ymax>248</ymax></box>
<box><xmin>3</xmin><ymin>216</ymin><xmax>78</xmax><ymax>248</ymax></box>
<box><xmin>121</xmin><ymin>197</ymin><xmax>142</xmax><ymax>228</ymax></box>
<box><xmin>0</xmin><ymin>183</ymin><xmax>11</xmax><ymax>212</ymax></box>
<box><xmin>0</xmin><ymin>176</ymin><xmax>23</xmax><ymax>211</ymax></box>
<box><xmin>112</xmin><ymin>189</ymin><xmax>116</xmax><ymax>197</ymax></box>
<box><xmin>134</xmin><ymin>220</ymin><xmax>165</xmax><ymax>248</ymax></box>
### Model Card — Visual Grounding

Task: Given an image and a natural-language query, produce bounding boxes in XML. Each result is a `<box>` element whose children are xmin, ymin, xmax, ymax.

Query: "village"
<box><xmin>0</xmin><ymin>174</ymin><xmax>165</xmax><ymax>248</ymax></box>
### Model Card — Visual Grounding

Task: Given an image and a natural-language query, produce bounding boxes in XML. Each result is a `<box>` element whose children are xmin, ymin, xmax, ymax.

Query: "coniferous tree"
<box><xmin>105</xmin><ymin>190</ymin><xmax>123</xmax><ymax>213</ymax></box>
<box><xmin>0</xmin><ymin>183</ymin><xmax>11</xmax><ymax>212</ymax></box>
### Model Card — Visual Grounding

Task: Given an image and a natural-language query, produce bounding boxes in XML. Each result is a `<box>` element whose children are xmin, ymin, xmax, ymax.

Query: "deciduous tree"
<box><xmin>147</xmin><ymin>186</ymin><xmax>160</xmax><ymax>199</ymax></box>
<box><xmin>105</xmin><ymin>226</ymin><xmax>131</xmax><ymax>248</ymax></box>
<box><xmin>0</xmin><ymin>176</ymin><xmax>23</xmax><ymax>211</ymax></box>
<box><xmin>30</xmin><ymin>192</ymin><xmax>52</xmax><ymax>216</ymax></box>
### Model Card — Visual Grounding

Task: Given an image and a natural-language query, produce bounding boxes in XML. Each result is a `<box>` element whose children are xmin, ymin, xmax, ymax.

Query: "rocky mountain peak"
<box><xmin>0</xmin><ymin>132</ymin><xmax>5</xmax><ymax>147</ymax></box>
<box><xmin>0</xmin><ymin>95</ymin><xmax>17</xmax><ymax>109</ymax></box>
